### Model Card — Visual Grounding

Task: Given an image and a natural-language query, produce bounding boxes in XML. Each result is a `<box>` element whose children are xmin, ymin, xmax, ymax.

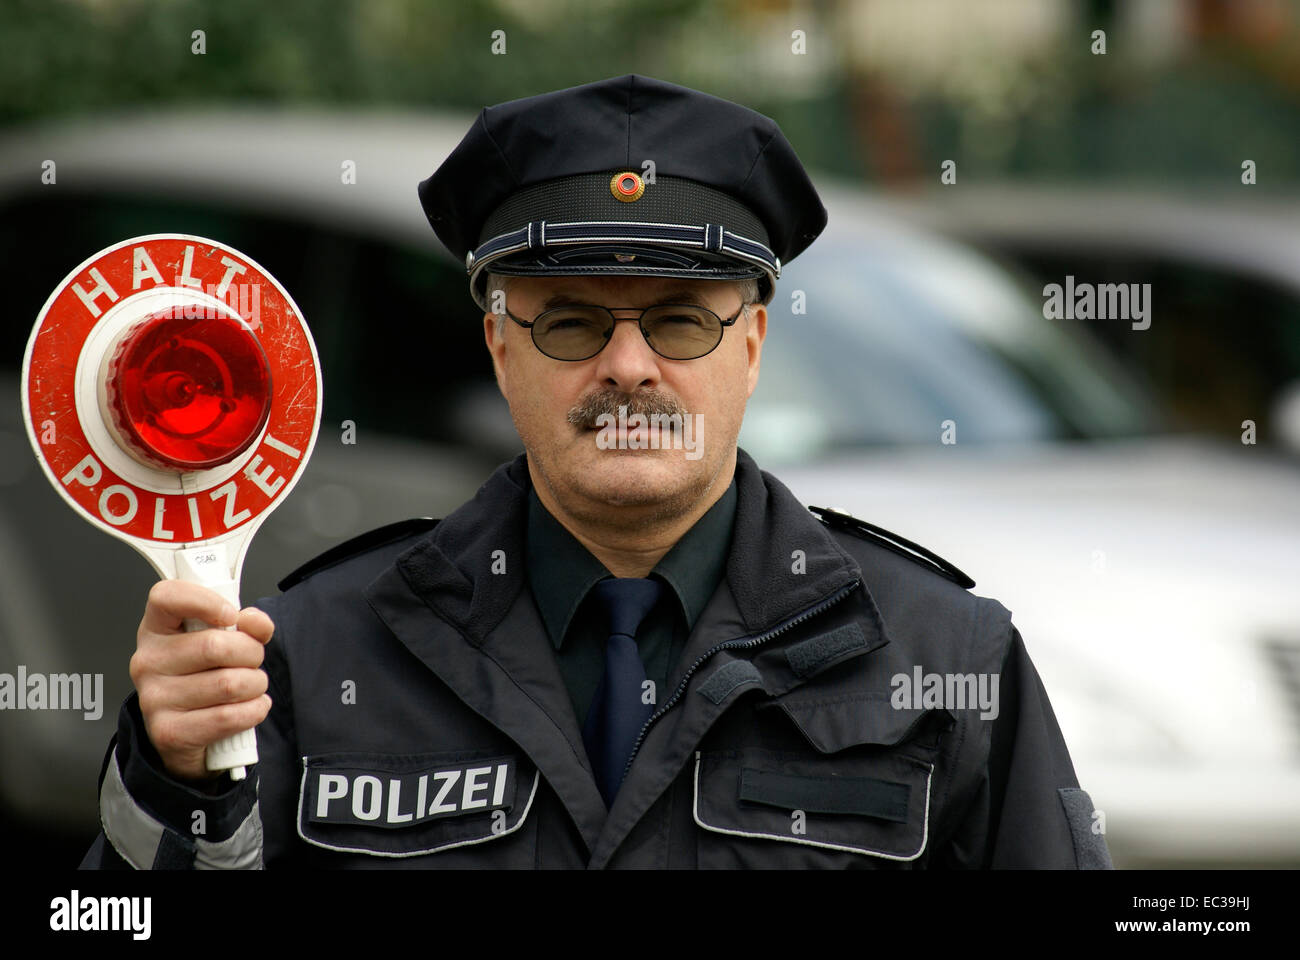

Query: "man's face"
<box><xmin>484</xmin><ymin>274</ymin><xmax>767</xmax><ymax>526</ymax></box>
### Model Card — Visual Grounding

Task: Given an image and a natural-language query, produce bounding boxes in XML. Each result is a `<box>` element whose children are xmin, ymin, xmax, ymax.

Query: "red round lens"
<box><xmin>105</xmin><ymin>309</ymin><xmax>272</xmax><ymax>470</ymax></box>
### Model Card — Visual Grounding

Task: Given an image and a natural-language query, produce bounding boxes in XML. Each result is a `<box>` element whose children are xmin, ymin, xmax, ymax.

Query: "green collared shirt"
<box><xmin>525</xmin><ymin>479</ymin><xmax>738</xmax><ymax>731</ymax></box>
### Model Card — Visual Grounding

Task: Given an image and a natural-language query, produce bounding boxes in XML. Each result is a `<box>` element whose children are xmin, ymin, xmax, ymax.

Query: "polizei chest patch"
<box><xmin>304</xmin><ymin>755</ymin><xmax>516</xmax><ymax>829</ymax></box>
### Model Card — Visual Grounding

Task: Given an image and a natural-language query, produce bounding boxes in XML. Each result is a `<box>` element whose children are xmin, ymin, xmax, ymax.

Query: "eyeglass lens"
<box><xmin>532</xmin><ymin>305</ymin><xmax>722</xmax><ymax>360</ymax></box>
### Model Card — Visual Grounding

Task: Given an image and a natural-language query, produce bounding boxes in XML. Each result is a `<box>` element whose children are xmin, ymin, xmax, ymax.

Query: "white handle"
<box><xmin>175</xmin><ymin>545</ymin><xmax>258</xmax><ymax>781</ymax></box>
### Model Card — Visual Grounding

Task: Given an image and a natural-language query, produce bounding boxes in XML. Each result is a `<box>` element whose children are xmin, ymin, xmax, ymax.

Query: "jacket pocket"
<box><xmin>296</xmin><ymin>749</ymin><xmax>540</xmax><ymax>860</ymax></box>
<box><xmin>693</xmin><ymin>694</ymin><xmax>952</xmax><ymax>868</ymax></box>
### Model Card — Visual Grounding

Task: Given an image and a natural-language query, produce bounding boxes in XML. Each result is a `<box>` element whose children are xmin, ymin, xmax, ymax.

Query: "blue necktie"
<box><xmin>582</xmin><ymin>577</ymin><xmax>662</xmax><ymax>807</ymax></box>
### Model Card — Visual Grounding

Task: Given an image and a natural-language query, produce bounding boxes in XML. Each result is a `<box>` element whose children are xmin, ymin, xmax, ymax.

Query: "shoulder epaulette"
<box><xmin>277</xmin><ymin>518</ymin><xmax>440</xmax><ymax>592</ymax></box>
<box><xmin>808</xmin><ymin>505</ymin><xmax>976</xmax><ymax>590</ymax></box>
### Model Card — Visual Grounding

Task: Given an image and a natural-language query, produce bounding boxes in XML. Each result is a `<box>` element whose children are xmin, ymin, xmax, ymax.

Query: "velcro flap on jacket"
<box><xmin>739</xmin><ymin>767</ymin><xmax>910</xmax><ymax>822</ymax></box>
<box><xmin>784</xmin><ymin>623</ymin><xmax>875</xmax><ymax>677</ymax></box>
<box><xmin>693</xmin><ymin>748</ymin><xmax>935</xmax><ymax>862</ymax></box>
<box><xmin>698</xmin><ymin>660</ymin><xmax>764</xmax><ymax>705</ymax></box>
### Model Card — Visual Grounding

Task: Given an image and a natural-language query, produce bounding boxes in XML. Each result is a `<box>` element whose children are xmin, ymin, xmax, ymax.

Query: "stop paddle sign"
<box><xmin>21</xmin><ymin>234</ymin><xmax>323</xmax><ymax>780</ymax></box>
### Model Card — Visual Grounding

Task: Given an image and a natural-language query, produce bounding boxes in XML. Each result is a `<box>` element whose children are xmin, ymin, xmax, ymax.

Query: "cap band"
<box><xmin>467</xmin><ymin>171</ymin><xmax>778</xmax><ymax>285</ymax></box>
<box><xmin>461</xmin><ymin>170</ymin><xmax>786</xmax><ymax>310</ymax></box>
<box><xmin>468</xmin><ymin>219</ymin><xmax>779</xmax><ymax>275</ymax></box>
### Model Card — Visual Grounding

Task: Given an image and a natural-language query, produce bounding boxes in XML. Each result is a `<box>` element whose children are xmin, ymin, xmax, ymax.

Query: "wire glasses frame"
<box><xmin>501</xmin><ymin>300</ymin><xmax>749</xmax><ymax>361</ymax></box>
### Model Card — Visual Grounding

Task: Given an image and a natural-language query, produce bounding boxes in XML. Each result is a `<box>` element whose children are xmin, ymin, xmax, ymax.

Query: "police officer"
<box><xmin>82</xmin><ymin>74</ymin><xmax>1111</xmax><ymax>869</ymax></box>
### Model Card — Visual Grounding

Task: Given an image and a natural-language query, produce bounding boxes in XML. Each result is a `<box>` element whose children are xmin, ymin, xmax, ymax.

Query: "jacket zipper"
<box><xmin>620</xmin><ymin>577</ymin><xmax>861</xmax><ymax>783</ymax></box>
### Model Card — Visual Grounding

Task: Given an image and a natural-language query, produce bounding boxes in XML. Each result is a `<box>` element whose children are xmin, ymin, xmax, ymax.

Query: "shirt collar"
<box><xmin>526</xmin><ymin>478</ymin><xmax>738</xmax><ymax>649</ymax></box>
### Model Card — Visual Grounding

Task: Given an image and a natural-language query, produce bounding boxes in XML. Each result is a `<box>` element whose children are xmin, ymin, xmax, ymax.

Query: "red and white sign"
<box><xmin>22</xmin><ymin>234</ymin><xmax>322</xmax><ymax>778</ymax></box>
<box><xmin>21</xmin><ymin>234</ymin><xmax>321</xmax><ymax>554</ymax></box>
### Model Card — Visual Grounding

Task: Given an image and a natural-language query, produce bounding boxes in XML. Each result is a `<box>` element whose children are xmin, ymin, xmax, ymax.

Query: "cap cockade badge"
<box><xmin>610</xmin><ymin>171</ymin><xmax>645</xmax><ymax>202</ymax></box>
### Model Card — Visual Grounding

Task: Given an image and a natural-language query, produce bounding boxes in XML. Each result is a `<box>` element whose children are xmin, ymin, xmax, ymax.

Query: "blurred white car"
<box><xmin>866</xmin><ymin>183</ymin><xmax>1300</xmax><ymax>452</ymax></box>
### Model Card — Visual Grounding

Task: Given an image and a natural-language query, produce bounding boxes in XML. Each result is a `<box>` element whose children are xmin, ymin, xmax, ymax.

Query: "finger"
<box><xmin>148</xmin><ymin>667</ymin><xmax>269</xmax><ymax>711</ymax></box>
<box><xmin>236</xmin><ymin>606</ymin><xmax>274</xmax><ymax>645</ymax></box>
<box><xmin>148</xmin><ymin>695</ymin><xmax>272</xmax><ymax>758</ymax></box>
<box><xmin>140</xmin><ymin>628</ymin><xmax>267</xmax><ymax>675</ymax></box>
<box><xmin>141</xmin><ymin>580</ymin><xmax>238</xmax><ymax>635</ymax></box>
<box><xmin>190</xmin><ymin>696</ymin><xmax>272</xmax><ymax>744</ymax></box>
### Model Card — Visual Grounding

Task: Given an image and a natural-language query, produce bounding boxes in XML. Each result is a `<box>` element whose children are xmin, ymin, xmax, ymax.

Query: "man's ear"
<box><xmin>484</xmin><ymin>311</ymin><xmax>509</xmax><ymax>398</ymax></box>
<box><xmin>745</xmin><ymin>303</ymin><xmax>767</xmax><ymax>398</ymax></box>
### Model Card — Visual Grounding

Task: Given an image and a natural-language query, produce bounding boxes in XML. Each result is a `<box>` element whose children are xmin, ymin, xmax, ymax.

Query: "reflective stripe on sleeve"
<box><xmin>100</xmin><ymin>745</ymin><xmax>264</xmax><ymax>870</ymax></box>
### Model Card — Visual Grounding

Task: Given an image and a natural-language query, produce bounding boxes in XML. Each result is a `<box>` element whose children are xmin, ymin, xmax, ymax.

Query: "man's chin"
<box><xmin>569</xmin><ymin>445</ymin><xmax>699</xmax><ymax>506</ymax></box>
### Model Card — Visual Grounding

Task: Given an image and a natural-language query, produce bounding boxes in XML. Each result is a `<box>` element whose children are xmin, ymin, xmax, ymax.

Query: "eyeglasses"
<box><xmin>502</xmin><ymin>301</ymin><xmax>747</xmax><ymax>361</ymax></box>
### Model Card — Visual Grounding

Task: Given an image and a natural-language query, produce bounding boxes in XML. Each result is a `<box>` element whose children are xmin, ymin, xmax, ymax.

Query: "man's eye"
<box><xmin>546</xmin><ymin>314</ymin><xmax>601</xmax><ymax>331</ymax></box>
<box><xmin>658</xmin><ymin>312</ymin><xmax>707</xmax><ymax>326</ymax></box>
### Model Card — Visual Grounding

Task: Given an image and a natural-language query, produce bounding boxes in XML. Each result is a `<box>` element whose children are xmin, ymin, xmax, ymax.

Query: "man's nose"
<box><xmin>594</xmin><ymin>314</ymin><xmax>661</xmax><ymax>388</ymax></box>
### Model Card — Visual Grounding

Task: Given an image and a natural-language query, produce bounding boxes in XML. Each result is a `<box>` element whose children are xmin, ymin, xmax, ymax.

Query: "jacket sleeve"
<box><xmin>79</xmin><ymin>594</ymin><xmax>298</xmax><ymax>871</ymax></box>
<box><xmin>77</xmin><ymin>692</ymin><xmax>264</xmax><ymax>869</ymax></box>
<box><xmin>935</xmin><ymin>616</ymin><xmax>1113</xmax><ymax>869</ymax></box>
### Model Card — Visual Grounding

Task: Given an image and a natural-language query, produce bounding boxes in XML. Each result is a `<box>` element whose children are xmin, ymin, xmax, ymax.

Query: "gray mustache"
<box><xmin>567</xmin><ymin>390</ymin><xmax>688</xmax><ymax>429</ymax></box>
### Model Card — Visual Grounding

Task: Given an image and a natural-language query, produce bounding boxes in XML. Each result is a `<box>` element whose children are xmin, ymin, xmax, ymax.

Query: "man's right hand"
<box><xmin>130</xmin><ymin>580</ymin><xmax>275</xmax><ymax>784</ymax></box>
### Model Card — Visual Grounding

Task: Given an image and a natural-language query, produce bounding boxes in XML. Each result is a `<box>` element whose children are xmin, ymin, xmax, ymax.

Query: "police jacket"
<box><xmin>83</xmin><ymin>449</ymin><xmax>1111</xmax><ymax>869</ymax></box>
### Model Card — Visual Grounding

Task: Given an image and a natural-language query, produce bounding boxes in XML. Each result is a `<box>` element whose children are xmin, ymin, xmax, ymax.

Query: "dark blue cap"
<box><xmin>418</xmin><ymin>74</ymin><xmax>827</xmax><ymax>310</ymax></box>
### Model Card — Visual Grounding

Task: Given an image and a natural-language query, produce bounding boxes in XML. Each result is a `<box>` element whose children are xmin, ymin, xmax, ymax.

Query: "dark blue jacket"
<box><xmin>82</xmin><ymin>450</ymin><xmax>1110</xmax><ymax>869</ymax></box>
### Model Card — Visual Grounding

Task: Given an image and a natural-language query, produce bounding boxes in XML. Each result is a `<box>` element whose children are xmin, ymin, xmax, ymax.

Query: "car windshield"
<box><xmin>741</xmin><ymin>215</ymin><xmax>1163</xmax><ymax>464</ymax></box>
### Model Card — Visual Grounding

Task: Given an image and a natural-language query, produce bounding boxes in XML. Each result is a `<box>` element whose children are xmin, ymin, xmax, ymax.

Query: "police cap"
<box><xmin>418</xmin><ymin>74</ymin><xmax>828</xmax><ymax>310</ymax></box>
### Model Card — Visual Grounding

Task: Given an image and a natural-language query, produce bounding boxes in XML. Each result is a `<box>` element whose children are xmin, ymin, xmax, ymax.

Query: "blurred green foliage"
<box><xmin>0</xmin><ymin>0</ymin><xmax>858</xmax><ymax>175</ymax></box>
<box><xmin>0</xmin><ymin>0</ymin><xmax>722</xmax><ymax>120</ymax></box>
<box><xmin>3</xmin><ymin>0</ymin><xmax>1300</xmax><ymax>185</ymax></box>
